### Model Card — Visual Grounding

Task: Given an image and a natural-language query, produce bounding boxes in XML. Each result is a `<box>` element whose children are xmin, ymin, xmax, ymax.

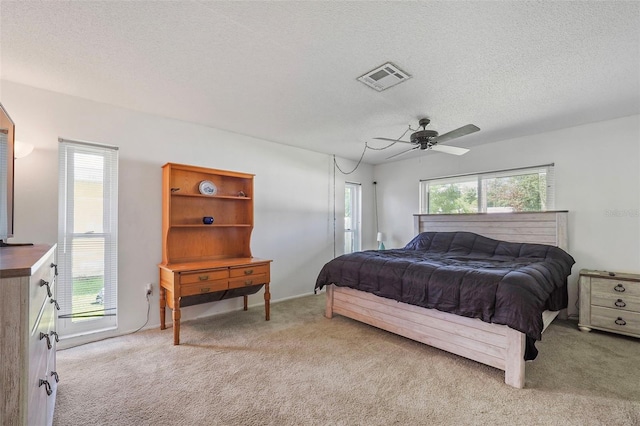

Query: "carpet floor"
<box><xmin>54</xmin><ymin>294</ymin><xmax>640</xmax><ymax>425</ymax></box>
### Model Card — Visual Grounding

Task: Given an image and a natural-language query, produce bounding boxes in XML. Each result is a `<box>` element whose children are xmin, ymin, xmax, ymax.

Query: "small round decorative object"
<box><xmin>202</xmin><ymin>216</ymin><xmax>214</xmax><ymax>225</ymax></box>
<box><xmin>198</xmin><ymin>180</ymin><xmax>217</xmax><ymax>196</ymax></box>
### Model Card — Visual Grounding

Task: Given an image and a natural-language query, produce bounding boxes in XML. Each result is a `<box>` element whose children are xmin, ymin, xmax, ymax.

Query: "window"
<box><xmin>344</xmin><ymin>182</ymin><xmax>361</xmax><ymax>253</ymax></box>
<box><xmin>420</xmin><ymin>164</ymin><xmax>554</xmax><ymax>214</ymax></box>
<box><xmin>0</xmin><ymin>130</ymin><xmax>8</xmax><ymax>240</ymax></box>
<box><xmin>58</xmin><ymin>139</ymin><xmax>118</xmax><ymax>336</ymax></box>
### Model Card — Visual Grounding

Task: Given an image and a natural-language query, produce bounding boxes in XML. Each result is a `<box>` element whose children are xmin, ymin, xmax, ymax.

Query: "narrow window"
<box><xmin>344</xmin><ymin>182</ymin><xmax>362</xmax><ymax>253</ymax></box>
<box><xmin>57</xmin><ymin>139</ymin><xmax>118</xmax><ymax>336</ymax></box>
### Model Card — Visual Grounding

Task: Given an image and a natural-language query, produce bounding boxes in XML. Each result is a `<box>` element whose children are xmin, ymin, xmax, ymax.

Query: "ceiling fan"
<box><xmin>374</xmin><ymin>118</ymin><xmax>480</xmax><ymax>159</ymax></box>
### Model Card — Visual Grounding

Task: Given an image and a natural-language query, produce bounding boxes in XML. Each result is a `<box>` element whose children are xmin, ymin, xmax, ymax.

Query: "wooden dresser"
<box><xmin>578</xmin><ymin>269</ymin><xmax>640</xmax><ymax>338</ymax></box>
<box><xmin>158</xmin><ymin>163</ymin><xmax>272</xmax><ymax>345</ymax></box>
<box><xmin>0</xmin><ymin>244</ymin><xmax>59</xmax><ymax>426</ymax></box>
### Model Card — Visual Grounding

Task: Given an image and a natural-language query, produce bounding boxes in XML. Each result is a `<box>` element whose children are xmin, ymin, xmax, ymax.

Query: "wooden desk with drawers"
<box><xmin>159</xmin><ymin>258</ymin><xmax>271</xmax><ymax>345</ymax></box>
<box><xmin>158</xmin><ymin>163</ymin><xmax>271</xmax><ymax>345</ymax></box>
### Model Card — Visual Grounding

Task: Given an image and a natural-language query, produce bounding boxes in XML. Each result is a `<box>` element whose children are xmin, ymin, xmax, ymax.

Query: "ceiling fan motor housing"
<box><xmin>410</xmin><ymin>129</ymin><xmax>439</xmax><ymax>144</ymax></box>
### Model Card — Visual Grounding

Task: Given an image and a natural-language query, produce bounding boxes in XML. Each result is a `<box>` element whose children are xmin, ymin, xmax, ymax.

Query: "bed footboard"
<box><xmin>325</xmin><ymin>284</ymin><xmax>526</xmax><ymax>388</ymax></box>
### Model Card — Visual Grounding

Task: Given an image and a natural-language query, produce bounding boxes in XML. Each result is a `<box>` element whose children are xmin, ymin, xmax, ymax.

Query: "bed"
<box><xmin>315</xmin><ymin>211</ymin><xmax>573</xmax><ymax>388</ymax></box>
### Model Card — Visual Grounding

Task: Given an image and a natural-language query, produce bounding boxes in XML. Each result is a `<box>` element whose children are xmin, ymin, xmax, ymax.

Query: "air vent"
<box><xmin>357</xmin><ymin>62</ymin><xmax>411</xmax><ymax>91</ymax></box>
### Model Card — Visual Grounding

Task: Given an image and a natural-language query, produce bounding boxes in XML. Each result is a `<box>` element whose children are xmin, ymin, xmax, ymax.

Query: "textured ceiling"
<box><xmin>1</xmin><ymin>1</ymin><xmax>639</xmax><ymax>164</ymax></box>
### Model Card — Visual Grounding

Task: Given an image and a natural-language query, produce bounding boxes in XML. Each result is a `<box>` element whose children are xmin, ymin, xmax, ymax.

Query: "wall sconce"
<box><xmin>377</xmin><ymin>232</ymin><xmax>385</xmax><ymax>250</ymax></box>
<box><xmin>14</xmin><ymin>140</ymin><xmax>34</xmax><ymax>159</ymax></box>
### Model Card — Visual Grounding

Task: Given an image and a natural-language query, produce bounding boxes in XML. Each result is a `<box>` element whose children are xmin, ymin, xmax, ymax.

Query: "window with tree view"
<box><xmin>420</xmin><ymin>165</ymin><xmax>553</xmax><ymax>214</ymax></box>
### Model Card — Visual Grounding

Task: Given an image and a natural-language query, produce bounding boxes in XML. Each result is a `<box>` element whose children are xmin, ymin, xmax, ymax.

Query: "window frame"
<box><xmin>344</xmin><ymin>182</ymin><xmax>362</xmax><ymax>254</ymax></box>
<box><xmin>57</xmin><ymin>139</ymin><xmax>119</xmax><ymax>337</ymax></box>
<box><xmin>420</xmin><ymin>164</ymin><xmax>554</xmax><ymax>214</ymax></box>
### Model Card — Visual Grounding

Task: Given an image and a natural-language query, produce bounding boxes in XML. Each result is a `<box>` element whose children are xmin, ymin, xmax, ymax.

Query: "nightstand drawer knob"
<box><xmin>614</xmin><ymin>283</ymin><xmax>626</xmax><ymax>292</ymax></box>
<box><xmin>615</xmin><ymin>317</ymin><xmax>627</xmax><ymax>326</ymax></box>
<box><xmin>614</xmin><ymin>299</ymin><xmax>626</xmax><ymax>308</ymax></box>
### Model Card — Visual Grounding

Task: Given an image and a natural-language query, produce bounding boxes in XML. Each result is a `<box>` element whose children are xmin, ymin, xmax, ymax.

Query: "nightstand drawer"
<box><xmin>181</xmin><ymin>280</ymin><xmax>228</xmax><ymax>296</ymax></box>
<box><xmin>180</xmin><ymin>269</ymin><xmax>228</xmax><ymax>285</ymax></box>
<box><xmin>591</xmin><ymin>292</ymin><xmax>640</xmax><ymax>312</ymax></box>
<box><xmin>229</xmin><ymin>264</ymin><xmax>269</xmax><ymax>278</ymax></box>
<box><xmin>591</xmin><ymin>306</ymin><xmax>640</xmax><ymax>335</ymax></box>
<box><xmin>591</xmin><ymin>277</ymin><xmax>640</xmax><ymax>298</ymax></box>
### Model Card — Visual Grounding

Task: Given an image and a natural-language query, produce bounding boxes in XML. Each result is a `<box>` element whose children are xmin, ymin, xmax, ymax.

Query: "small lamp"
<box><xmin>14</xmin><ymin>140</ymin><xmax>34</xmax><ymax>159</ymax></box>
<box><xmin>377</xmin><ymin>232</ymin><xmax>385</xmax><ymax>250</ymax></box>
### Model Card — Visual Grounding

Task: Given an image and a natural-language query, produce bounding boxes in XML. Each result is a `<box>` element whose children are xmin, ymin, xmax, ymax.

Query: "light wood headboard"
<box><xmin>413</xmin><ymin>211</ymin><xmax>569</xmax><ymax>251</ymax></box>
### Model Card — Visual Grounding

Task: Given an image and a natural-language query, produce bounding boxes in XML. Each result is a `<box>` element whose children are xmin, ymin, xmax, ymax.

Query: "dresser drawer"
<box><xmin>229</xmin><ymin>274</ymin><xmax>268</xmax><ymax>289</ymax></box>
<box><xmin>29</xmin><ymin>258</ymin><xmax>56</xmax><ymax>331</ymax></box>
<box><xmin>591</xmin><ymin>277</ymin><xmax>640</xmax><ymax>298</ymax></box>
<box><xmin>28</xmin><ymin>301</ymin><xmax>56</xmax><ymax>424</ymax></box>
<box><xmin>181</xmin><ymin>279</ymin><xmax>228</xmax><ymax>296</ymax></box>
<box><xmin>591</xmin><ymin>306</ymin><xmax>640</xmax><ymax>335</ymax></box>
<box><xmin>180</xmin><ymin>269</ymin><xmax>228</xmax><ymax>285</ymax></box>
<box><xmin>229</xmin><ymin>264</ymin><xmax>269</xmax><ymax>278</ymax></box>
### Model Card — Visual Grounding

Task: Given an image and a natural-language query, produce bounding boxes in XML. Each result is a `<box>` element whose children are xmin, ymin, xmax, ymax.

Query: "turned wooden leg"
<box><xmin>264</xmin><ymin>282</ymin><xmax>271</xmax><ymax>321</ymax></box>
<box><xmin>160</xmin><ymin>286</ymin><xmax>166</xmax><ymax>330</ymax></box>
<box><xmin>243</xmin><ymin>295</ymin><xmax>248</xmax><ymax>311</ymax></box>
<box><xmin>172</xmin><ymin>297</ymin><xmax>181</xmax><ymax>345</ymax></box>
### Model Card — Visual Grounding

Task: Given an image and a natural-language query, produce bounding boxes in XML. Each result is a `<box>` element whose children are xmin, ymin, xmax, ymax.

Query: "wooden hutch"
<box><xmin>158</xmin><ymin>163</ymin><xmax>271</xmax><ymax>345</ymax></box>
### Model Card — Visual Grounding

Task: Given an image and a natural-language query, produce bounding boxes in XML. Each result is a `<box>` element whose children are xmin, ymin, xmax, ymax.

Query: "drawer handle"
<box><xmin>50</xmin><ymin>331</ymin><xmax>60</xmax><ymax>343</ymax></box>
<box><xmin>614</xmin><ymin>283</ymin><xmax>626</xmax><ymax>292</ymax></box>
<box><xmin>614</xmin><ymin>299</ymin><xmax>626</xmax><ymax>308</ymax></box>
<box><xmin>198</xmin><ymin>275</ymin><xmax>209</xmax><ymax>281</ymax></box>
<box><xmin>200</xmin><ymin>287</ymin><xmax>210</xmax><ymax>293</ymax></box>
<box><xmin>615</xmin><ymin>317</ymin><xmax>627</xmax><ymax>326</ymax></box>
<box><xmin>51</xmin><ymin>263</ymin><xmax>58</xmax><ymax>276</ymax></box>
<box><xmin>51</xmin><ymin>371</ymin><xmax>60</xmax><ymax>383</ymax></box>
<box><xmin>39</xmin><ymin>379</ymin><xmax>53</xmax><ymax>396</ymax></box>
<box><xmin>51</xmin><ymin>299</ymin><xmax>60</xmax><ymax>310</ymax></box>
<box><xmin>40</xmin><ymin>279</ymin><xmax>52</xmax><ymax>297</ymax></box>
<box><xmin>39</xmin><ymin>332</ymin><xmax>52</xmax><ymax>350</ymax></box>
<box><xmin>244</xmin><ymin>269</ymin><xmax>254</xmax><ymax>275</ymax></box>
<box><xmin>244</xmin><ymin>280</ymin><xmax>254</xmax><ymax>286</ymax></box>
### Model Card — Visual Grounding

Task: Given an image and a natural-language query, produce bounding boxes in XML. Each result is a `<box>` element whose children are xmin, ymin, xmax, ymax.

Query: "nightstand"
<box><xmin>578</xmin><ymin>269</ymin><xmax>640</xmax><ymax>338</ymax></box>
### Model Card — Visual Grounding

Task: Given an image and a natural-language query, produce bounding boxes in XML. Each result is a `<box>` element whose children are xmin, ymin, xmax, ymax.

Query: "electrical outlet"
<box><xmin>145</xmin><ymin>283</ymin><xmax>153</xmax><ymax>296</ymax></box>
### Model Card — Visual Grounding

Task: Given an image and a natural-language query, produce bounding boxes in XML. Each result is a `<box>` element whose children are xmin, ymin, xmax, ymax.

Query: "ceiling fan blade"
<box><xmin>431</xmin><ymin>124</ymin><xmax>480</xmax><ymax>144</ymax></box>
<box><xmin>430</xmin><ymin>144</ymin><xmax>470</xmax><ymax>156</ymax></box>
<box><xmin>386</xmin><ymin>146</ymin><xmax>419</xmax><ymax>160</ymax></box>
<box><xmin>373</xmin><ymin>137</ymin><xmax>413</xmax><ymax>145</ymax></box>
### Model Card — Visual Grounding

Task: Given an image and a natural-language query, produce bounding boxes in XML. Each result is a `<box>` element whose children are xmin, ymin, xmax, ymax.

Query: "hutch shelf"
<box><xmin>158</xmin><ymin>163</ymin><xmax>271</xmax><ymax>345</ymax></box>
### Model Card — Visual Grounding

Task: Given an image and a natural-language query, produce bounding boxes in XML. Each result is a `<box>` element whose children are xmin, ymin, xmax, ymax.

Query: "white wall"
<box><xmin>2</xmin><ymin>81</ymin><xmax>374</xmax><ymax>347</ymax></box>
<box><xmin>374</xmin><ymin>114</ymin><xmax>640</xmax><ymax>317</ymax></box>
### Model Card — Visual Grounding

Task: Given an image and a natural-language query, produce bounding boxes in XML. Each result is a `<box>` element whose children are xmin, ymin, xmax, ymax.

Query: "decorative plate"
<box><xmin>198</xmin><ymin>180</ymin><xmax>217</xmax><ymax>196</ymax></box>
